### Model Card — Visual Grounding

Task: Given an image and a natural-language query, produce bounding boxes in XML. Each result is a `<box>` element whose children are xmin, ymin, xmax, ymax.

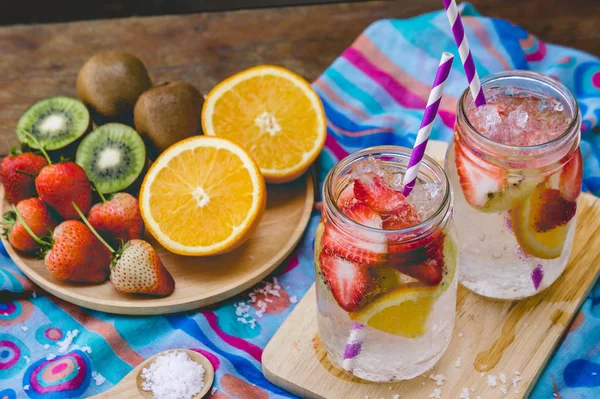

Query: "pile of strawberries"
<box><xmin>1</xmin><ymin>147</ymin><xmax>174</xmax><ymax>297</ymax></box>
<box><xmin>318</xmin><ymin>173</ymin><xmax>446</xmax><ymax>312</ymax></box>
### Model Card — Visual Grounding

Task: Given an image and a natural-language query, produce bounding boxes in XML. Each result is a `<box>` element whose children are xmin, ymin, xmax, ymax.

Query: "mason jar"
<box><xmin>315</xmin><ymin>146</ymin><xmax>458</xmax><ymax>381</ymax></box>
<box><xmin>445</xmin><ymin>71</ymin><xmax>582</xmax><ymax>300</ymax></box>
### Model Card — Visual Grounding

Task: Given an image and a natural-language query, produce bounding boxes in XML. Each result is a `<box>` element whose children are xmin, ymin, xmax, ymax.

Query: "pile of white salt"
<box><xmin>141</xmin><ymin>351</ymin><xmax>205</xmax><ymax>399</ymax></box>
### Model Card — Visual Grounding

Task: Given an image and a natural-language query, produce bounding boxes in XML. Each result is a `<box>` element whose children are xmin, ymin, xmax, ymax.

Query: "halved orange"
<box><xmin>202</xmin><ymin>65</ymin><xmax>326</xmax><ymax>183</ymax></box>
<box><xmin>139</xmin><ymin>136</ymin><xmax>266</xmax><ymax>256</ymax></box>
<box><xmin>511</xmin><ymin>183</ymin><xmax>575</xmax><ymax>259</ymax></box>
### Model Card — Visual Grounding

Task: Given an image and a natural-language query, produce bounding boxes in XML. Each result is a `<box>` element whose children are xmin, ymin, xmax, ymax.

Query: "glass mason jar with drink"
<box><xmin>446</xmin><ymin>71</ymin><xmax>582</xmax><ymax>299</ymax></box>
<box><xmin>315</xmin><ymin>146</ymin><xmax>458</xmax><ymax>381</ymax></box>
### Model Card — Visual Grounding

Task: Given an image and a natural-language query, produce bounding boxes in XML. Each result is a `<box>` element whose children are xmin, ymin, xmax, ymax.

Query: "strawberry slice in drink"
<box><xmin>393</xmin><ymin>242</ymin><xmax>445</xmax><ymax>286</ymax></box>
<box><xmin>319</xmin><ymin>250</ymin><xmax>372</xmax><ymax>312</ymax></box>
<box><xmin>559</xmin><ymin>149</ymin><xmax>582</xmax><ymax>201</ymax></box>
<box><xmin>353</xmin><ymin>173</ymin><xmax>407</xmax><ymax>213</ymax></box>
<box><xmin>321</xmin><ymin>202</ymin><xmax>386</xmax><ymax>265</ymax></box>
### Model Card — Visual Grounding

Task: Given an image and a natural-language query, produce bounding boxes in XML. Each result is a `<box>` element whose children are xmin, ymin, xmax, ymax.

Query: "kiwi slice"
<box><xmin>16</xmin><ymin>97</ymin><xmax>90</xmax><ymax>151</ymax></box>
<box><xmin>76</xmin><ymin>123</ymin><xmax>146</xmax><ymax>194</ymax></box>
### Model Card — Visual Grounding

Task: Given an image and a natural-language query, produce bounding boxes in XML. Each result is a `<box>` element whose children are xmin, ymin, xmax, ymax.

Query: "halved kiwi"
<box><xmin>16</xmin><ymin>97</ymin><xmax>91</xmax><ymax>150</ymax></box>
<box><xmin>76</xmin><ymin>123</ymin><xmax>146</xmax><ymax>194</ymax></box>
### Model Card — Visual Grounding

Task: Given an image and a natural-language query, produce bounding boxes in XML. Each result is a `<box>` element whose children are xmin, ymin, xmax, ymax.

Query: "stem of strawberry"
<box><xmin>12</xmin><ymin>205</ymin><xmax>50</xmax><ymax>246</ymax></box>
<box><xmin>91</xmin><ymin>182</ymin><xmax>107</xmax><ymax>203</ymax></box>
<box><xmin>72</xmin><ymin>202</ymin><xmax>115</xmax><ymax>253</ymax></box>
<box><xmin>22</xmin><ymin>132</ymin><xmax>51</xmax><ymax>165</ymax></box>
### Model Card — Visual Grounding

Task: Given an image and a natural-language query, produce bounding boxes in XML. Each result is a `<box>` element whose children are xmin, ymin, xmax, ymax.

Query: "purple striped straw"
<box><xmin>402</xmin><ymin>52</ymin><xmax>454</xmax><ymax>196</ymax></box>
<box><xmin>443</xmin><ymin>0</ymin><xmax>486</xmax><ymax>107</ymax></box>
<box><xmin>342</xmin><ymin>53</ymin><xmax>454</xmax><ymax>373</ymax></box>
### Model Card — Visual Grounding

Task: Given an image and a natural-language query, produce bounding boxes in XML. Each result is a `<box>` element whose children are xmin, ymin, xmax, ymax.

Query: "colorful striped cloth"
<box><xmin>1</xmin><ymin>3</ymin><xmax>599</xmax><ymax>398</ymax></box>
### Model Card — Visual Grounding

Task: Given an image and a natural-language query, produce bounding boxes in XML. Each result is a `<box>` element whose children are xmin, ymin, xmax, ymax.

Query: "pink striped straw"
<box><xmin>443</xmin><ymin>0</ymin><xmax>486</xmax><ymax>107</ymax></box>
<box><xmin>342</xmin><ymin>53</ymin><xmax>454</xmax><ymax>373</ymax></box>
<box><xmin>402</xmin><ymin>52</ymin><xmax>454</xmax><ymax>196</ymax></box>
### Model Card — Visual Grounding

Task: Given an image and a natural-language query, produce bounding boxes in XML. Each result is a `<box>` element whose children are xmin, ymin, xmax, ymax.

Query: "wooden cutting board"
<box><xmin>1</xmin><ymin>175</ymin><xmax>313</xmax><ymax>315</ymax></box>
<box><xmin>263</xmin><ymin>192</ymin><xmax>600</xmax><ymax>399</ymax></box>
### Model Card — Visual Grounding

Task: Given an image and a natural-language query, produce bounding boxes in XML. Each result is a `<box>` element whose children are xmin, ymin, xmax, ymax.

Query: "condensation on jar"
<box><xmin>445</xmin><ymin>70</ymin><xmax>582</xmax><ymax>300</ymax></box>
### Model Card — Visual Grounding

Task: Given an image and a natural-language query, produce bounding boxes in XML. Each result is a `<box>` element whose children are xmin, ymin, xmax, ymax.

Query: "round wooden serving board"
<box><xmin>1</xmin><ymin>174</ymin><xmax>314</xmax><ymax>315</ymax></box>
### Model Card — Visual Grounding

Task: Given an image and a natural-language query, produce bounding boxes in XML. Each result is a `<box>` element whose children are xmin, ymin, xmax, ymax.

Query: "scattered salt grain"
<box><xmin>429</xmin><ymin>388</ymin><xmax>442</xmax><ymax>399</ymax></box>
<box><xmin>487</xmin><ymin>375</ymin><xmax>497</xmax><ymax>387</ymax></box>
<box><xmin>459</xmin><ymin>387</ymin><xmax>470</xmax><ymax>399</ymax></box>
<box><xmin>454</xmin><ymin>357</ymin><xmax>462</xmax><ymax>368</ymax></box>
<box><xmin>3</xmin><ymin>313</ymin><xmax>8</xmax><ymax>316</ymax></box>
<box><xmin>470</xmin><ymin>387</ymin><xmax>475</xmax><ymax>392</ymax></box>
<box><xmin>20</xmin><ymin>326</ymin><xmax>28</xmax><ymax>332</ymax></box>
<box><xmin>512</xmin><ymin>373</ymin><xmax>522</xmax><ymax>388</ymax></box>
<box><xmin>458</xmin><ymin>332</ymin><xmax>464</xmax><ymax>338</ymax></box>
<box><xmin>592</xmin><ymin>372</ymin><xmax>598</xmax><ymax>376</ymax></box>
<box><xmin>290</xmin><ymin>296</ymin><xmax>298</xmax><ymax>304</ymax></box>
<box><xmin>501</xmin><ymin>385</ymin><xmax>508</xmax><ymax>395</ymax></box>
<box><xmin>421</xmin><ymin>381</ymin><xmax>426</xmax><ymax>386</ymax></box>
<box><xmin>429</xmin><ymin>374</ymin><xmax>446</xmax><ymax>387</ymax></box>
<box><xmin>43</xmin><ymin>344</ymin><xmax>50</xmax><ymax>349</ymax></box>
<box><xmin>46</xmin><ymin>353</ymin><xmax>56</xmax><ymax>360</ymax></box>
<box><xmin>24</xmin><ymin>355</ymin><xmax>30</xmax><ymax>364</ymax></box>
<box><xmin>23</xmin><ymin>385</ymin><xmax>30</xmax><ymax>391</ymax></box>
<box><xmin>393</xmin><ymin>395</ymin><xmax>400</xmax><ymax>399</ymax></box>
<box><xmin>81</xmin><ymin>346</ymin><xmax>92</xmax><ymax>354</ymax></box>
<box><xmin>248</xmin><ymin>255</ymin><xmax>255</xmax><ymax>261</ymax></box>
<box><xmin>58</xmin><ymin>329</ymin><xmax>79</xmax><ymax>353</ymax></box>
<box><xmin>141</xmin><ymin>351</ymin><xmax>204</xmax><ymax>399</ymax></box>
<box><xmin>499</xmin><ymin>372</ymin><xmax>507</xmax><ymax>384</ymax></box>
<box><xmin>211</xmin><ymin>388</ymin><xmax>217</xmax><ymax>395</ymax></box>
<box><xmin>92</xmin><ymin>371</ymin><xmax>107</xmax><ymax>386</ymax></box>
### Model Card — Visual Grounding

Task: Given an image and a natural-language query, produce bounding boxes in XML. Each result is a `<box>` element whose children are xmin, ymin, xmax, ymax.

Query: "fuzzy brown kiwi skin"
<box><xmin>77</xmin><ymin>51</ymin><xmax>152</xmax><ymax>124</ymax></box>
<box><xmin>133</xmin><ymin>81</ymin><xmax>204</xmax><ymax>159</ymax></box>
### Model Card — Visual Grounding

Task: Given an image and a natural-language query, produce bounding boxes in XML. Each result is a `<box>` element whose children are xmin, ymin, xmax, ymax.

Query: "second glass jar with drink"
<box><xmin>315</xmin><ymin>146</ymin><xmax>457</xmax><ymax>381</ymax></box>
<box><xmin>446</xmin><ymin>71</ymin><xmax>582</xmax><ymax>299</ymax></box>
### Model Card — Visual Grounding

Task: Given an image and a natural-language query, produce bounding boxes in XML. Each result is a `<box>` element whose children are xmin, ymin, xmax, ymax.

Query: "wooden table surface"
<box><xmin>1</xmin><ymin>0</ymin><xmax>598</xmax><ymax>157</ymax></box>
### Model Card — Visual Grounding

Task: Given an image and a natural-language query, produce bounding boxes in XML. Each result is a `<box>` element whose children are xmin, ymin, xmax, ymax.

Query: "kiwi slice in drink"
<box><xmin>76</xmin><ymin>123</ymin><xmax>146</xmax><ymax>194</ymax></box>
<box><xmin>16</xmin><ymin>97</ymin><xmax>91</xmax><ymax>151</ymax></box>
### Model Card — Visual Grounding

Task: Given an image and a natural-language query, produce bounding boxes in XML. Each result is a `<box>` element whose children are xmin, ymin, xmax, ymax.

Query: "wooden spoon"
<box><xmin>90</xmin><ymin>349</ymin><xmax>215</xmax><ymax>398</ymax></box>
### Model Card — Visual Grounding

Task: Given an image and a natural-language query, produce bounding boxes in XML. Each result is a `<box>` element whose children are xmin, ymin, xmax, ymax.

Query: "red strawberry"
<box><xmin>395</xmin><ymin>255</ymin><xmax>444</xmax><ymax>286</ymax></box>
<box><xmin>319</xmin><ymin>250</ymin><xmax>371</xmax><ymax>312</ymax></box>
<box><xmin>45</xmin><ymin>220</ymin><xmax>111</xmax><ymax>283</ymax></box>
<box><xmin>88</xmin><ymin>193</ymin><xmax>144</xmax><ymax>247</ymax></box>
<box><xmin>533</xmin><ymin>189</ymin><xmax>577</xmax><ymax>232</ymax></box>
<box><xmin>36</xmin><ymin>162</ymin><xmax>92</xmax><ymax>220</ymax></box>
<box><xmin>321</xmin><ymin>202</ymin><xmax>386</xmax><ymax>265</ymax></box>
<box><xmin>454</xmin><ymin>138</ymin><xmax>507</xmax><ymax>208</ymax></box>
<box><xmin>3</xmin><ymin>198</ymin><xmax>58</xmax><ymax>254</ymax></box>
<box><xmin>336</xmin><ymin>182</ymin><xmax>356</xmax><ymax>209</ymax></box>
<box><xmin>382</xmin><ymin>203</ymin><xmax>421</xmax><ymax>230</ymax></box>
<box><xmin>110</xmin><ymin>239</ymin><xmax>175</xmax><ymax>296</ymax></box>
<box><xmin>0</xmin><ymin>149</ymin><xmax>47</xmax><ymax>204</ymax></box>
<box><xmin>353</xmin><ymin>173</ymin><xmax>406</xmax><ymax>213</ymax></box>
<box><xmin>559</xmin><ymin>149</ymin><xmax>582</xmax><ymax>201</ymax></box>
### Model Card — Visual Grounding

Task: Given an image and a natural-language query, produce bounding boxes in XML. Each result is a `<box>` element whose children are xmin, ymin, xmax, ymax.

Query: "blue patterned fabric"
<box><xmin>0</xmin><ymin>3</ymin><xmax>599</xmax><ymax>398</ymax></box>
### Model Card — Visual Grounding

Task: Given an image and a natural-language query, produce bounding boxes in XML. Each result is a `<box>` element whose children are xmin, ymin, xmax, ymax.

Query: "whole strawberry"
<box><xmin>36</xmin><ymin>162</ymin><xmax>92</xmax><ymax>220</ymax></box>
<box><xmin>110</xmin><ymin>239</ymin><xmax>175</xmax><ymax>296</ymax></box>
<box><xmin>45</xmin><ymin>220</ymin><xmax>110</xmax><ymax>283</ymax></box>
<box><xmin>2</xmin><ymin>198</ymin><xmax>58</xmax><ymax>253</ymax></box>
<box><xmin>0</xmin><ymin>149</ymin><xmax>47</xmax><ymax>204</ymax></box>
<box><xmin>88</xmin><ymin>192</ymin><xmax>144</xmax><ymax>247</ymax></box>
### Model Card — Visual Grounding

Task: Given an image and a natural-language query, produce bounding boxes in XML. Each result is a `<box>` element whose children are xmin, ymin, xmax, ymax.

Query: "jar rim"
<box><xmin>323</xmin><ymin>146</ymin><xmax>452</xmax><ymax>239</ymax></box>
<box><xmin>458</xmin><ymin>70</ymin><xmax>580</xmax><ymax>153</ymax></box>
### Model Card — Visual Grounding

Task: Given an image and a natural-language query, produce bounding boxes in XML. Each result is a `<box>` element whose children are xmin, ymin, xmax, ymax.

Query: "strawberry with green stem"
<box><xmin>88</xmin><ymin>186</ymin><xmax>144</xmax><ymax>248</ymax></box>
<box><xmin>0</xmin><ymin>147</ymin><xmax>48</xmax><ymax>204</ymax></box>
<box><xmin>2</xmin><ymin>198</ymin><xmax>58</xmax><ymax>254</ymax></box>
<box><xmin>12</xmin><ymin>202</ymin><xmax>110</xmax><ymax>283</ymax></box>
<box><xmin>22</xmin><ymin>132</ymin><xmax>92</xmax><ymax>220</ymax></box>
<box><xmin>73</xmin><ymin>203</ymin><xmax>174</xmax><ymax>297</ymax></box>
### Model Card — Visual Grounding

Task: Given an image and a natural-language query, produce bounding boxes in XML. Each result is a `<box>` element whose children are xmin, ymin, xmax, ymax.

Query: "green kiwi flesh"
<box><xmin>16</xmin><ymin>97</ymin><xmax>90</xmax><ymax>151</ymax></box>
<box><xmin>76</xmin><ymin>123</ymin><xmax>146</xmax><ymax>194</ymax></box>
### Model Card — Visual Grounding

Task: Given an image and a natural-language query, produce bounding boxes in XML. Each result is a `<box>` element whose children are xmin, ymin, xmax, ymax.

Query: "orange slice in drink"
<box><xmin>511</xmin><ymin>183</ymin><xmax>577</xmax><ymax>259</ymax></box>
<box><xmin>139</xmin><ymin>136</ymin><xmax>266</xmax><ymax>256</ymax></box>
<box><xmin>350</xmin><ymin>237</ymin><xmax>457</xmax><ymax>338</ymax></box>
<box><xmin>202</xmin><ymin>65</ymin><xmax>326</xmax><ymax>183</ymax></box>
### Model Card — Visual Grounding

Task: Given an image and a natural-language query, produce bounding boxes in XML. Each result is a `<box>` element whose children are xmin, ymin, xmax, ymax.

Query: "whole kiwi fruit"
<box><xmin>134</xmin><ymin>81</ymin><xmax>204</xmax><ymax>156</ymax></box>
<box><xmin>77</xmin><ymin>51</ymin><xmax>152</xmax><ymax>123</ymax></box>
